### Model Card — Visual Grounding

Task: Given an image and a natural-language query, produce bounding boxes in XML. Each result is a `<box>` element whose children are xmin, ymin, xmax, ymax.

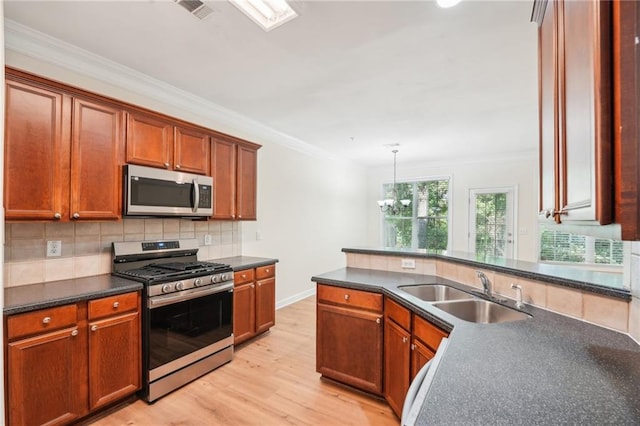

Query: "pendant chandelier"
<box><xmin>377</xmin><ymin>149</ymin><xmax>411</xmax><ymax>214</ymax></box>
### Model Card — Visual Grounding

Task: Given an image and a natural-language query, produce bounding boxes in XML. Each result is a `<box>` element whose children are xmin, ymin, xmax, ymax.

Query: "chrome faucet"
<box><xmin>511</xmin><ymin>283</ymin><xmax>525</xmax><ymax>309</ymax></box>
<box><xmin>476</xmin><ymin>270</ymin><xmax>492</xmax><ymax>297</ymax></box>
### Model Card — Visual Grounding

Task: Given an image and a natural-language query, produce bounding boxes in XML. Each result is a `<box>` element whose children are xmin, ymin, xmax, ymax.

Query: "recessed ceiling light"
<box><xmin>228</xmin><ymin>0</ymin><xmax>298</xmax><ymax>32</ymax></box>
<box><xmin>436</xmin><ymin>0</ymin><xmax>463</xmax><ymax>8</ymax></box>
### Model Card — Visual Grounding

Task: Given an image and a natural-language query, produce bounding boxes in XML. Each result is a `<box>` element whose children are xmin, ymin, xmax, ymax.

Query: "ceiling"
<box><xmin>3</xmin><ymin>0</ymin><xmax>539</xmax><ymax>167</ymax></box>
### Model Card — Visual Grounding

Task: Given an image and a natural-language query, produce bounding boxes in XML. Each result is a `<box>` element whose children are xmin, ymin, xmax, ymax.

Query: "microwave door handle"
<box><xmin>192</xmin><ymin>179</ymin><xmax>200</xmax><ymax>213</ymax></box>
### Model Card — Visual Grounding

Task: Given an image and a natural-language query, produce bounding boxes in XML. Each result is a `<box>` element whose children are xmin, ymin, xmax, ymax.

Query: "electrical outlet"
<box><xmin>47</xmin><ymin>240</ymin><xmax>62</xmax><ymax>257</ymax></box>
<box><xmin>204</xmin><ymin>234</ymin><xmax>212</xmax><ymax>246</ymax></box>
<box><xmin>401</xmin><ymin>258</ymin><xmax>416</xmax><ymax>269</ymax></box>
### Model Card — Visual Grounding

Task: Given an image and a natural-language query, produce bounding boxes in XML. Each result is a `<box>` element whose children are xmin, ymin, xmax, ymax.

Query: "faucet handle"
<box><xmin>511</xmin><ymin>283</ymin><xmax>525</xmax><ymax>309</ymax></box>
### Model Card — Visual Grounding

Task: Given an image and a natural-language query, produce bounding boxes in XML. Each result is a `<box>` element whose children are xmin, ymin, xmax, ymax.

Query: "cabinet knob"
<box><xmin>411</xmin><ymin>344</ymin><xmax>416</xmax><ymax>350</ymax></box>
<box><xmin>42</xmin><ymin>316</ymin><xmax>51</xmax><ymax>324</ymax></box>
<box><xmin>242</xmin><ymin>274</ymin><xmax>247</xmax><ymax>279</ymax></box>
<box><xmin>376</xmin><ymin>318</ymin><xmax>381</xmax><ymax>324</ymax></box>
<box><xmin>164</xmin><ymin>162</ymin><xmax>170</xmax><ymax>168</ymax></box>
<box><xmin>53</xmin><ymin>212</ymin><xmax>61</xmax><ymax>220</ymax></box>
<box><xmin>265</xmin><ymin>269</ymin><xmax>270</xmax><ymax>273</ymax></box>
<box><xmin>403</xmin><ymin>336</ymin><xmax>408</xmax><ymax>343</ymax></box>
<box><xmin>71</xmin><ymin>329</ymin><xmax>79</xmax><ymax>337</ymax></box>
<box><xmin>344</xmin><ymin>294</ymin><xmax>350</xmax><ymax>301</ymax></box>
<box><xmin>251</xmin><ymin>284</ymin><xmax>255</xmax><ymax>288</ymax></box>
<box><xmin>91</xmin><ymin>325</ymin><xmax>98</xmax><ymax>332</ymax></box>
<box><xmin>72</xmin><ymin>212</ymin><xmax>80</xmax><ymax>219</ymax></box>
<box><xmin>113</xmin><ymin>301</ymin><xmax>120</xmax><ymax>309</ymax></box>
<box><xmin>175</xmin><ymin>164</ymin><xmax>181</xmax><ymax>169</ymax></box>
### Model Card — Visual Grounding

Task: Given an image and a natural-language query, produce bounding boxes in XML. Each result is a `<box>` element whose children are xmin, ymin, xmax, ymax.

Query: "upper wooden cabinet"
<box><xmin>4</xmin><ymin>73</ymin><xmax>124</xmax><ymax>221</ymax></box>
<box><xmin>211</xmin><ymin>137</ymin><xmax>260</xmax><ymax>220</ymax></box>
<box><xmin>533</xmin><ymin>0</ymin><xmax>612</xmax><ymax>225</ymax></box>
<box><xmin>125</xmin><ymin>112</ymin><xmax>210</xmax><ymax>175</ymax></box>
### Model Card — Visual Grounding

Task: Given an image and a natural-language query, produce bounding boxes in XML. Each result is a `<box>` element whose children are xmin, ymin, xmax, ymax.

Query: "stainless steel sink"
<box><xmin>397</xmin><ymin>284</ymin><xmax>474</xmax><ymax>302</ymax></box>
<box><xmin>431</xmin><ymin>299</ymin><xmax>532</xmax><ymax>324</ymax></box>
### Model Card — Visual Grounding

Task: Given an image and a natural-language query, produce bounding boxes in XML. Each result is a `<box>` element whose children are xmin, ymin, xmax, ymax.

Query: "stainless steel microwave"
<box><xmin>124</xmin><ymin>164</ymin><xmax>213</xmax><ymax>217</ymax></box>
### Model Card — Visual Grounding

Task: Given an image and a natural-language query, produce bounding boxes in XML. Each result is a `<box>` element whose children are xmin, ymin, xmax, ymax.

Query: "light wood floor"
<box><xmin>91</xmin><ymin>296</ymin><xmax>398</xmax><ymax>426</ymax></box>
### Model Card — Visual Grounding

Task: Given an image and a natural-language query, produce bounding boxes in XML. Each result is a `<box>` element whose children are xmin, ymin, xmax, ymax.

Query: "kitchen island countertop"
<box><xmin>312</xmin><ymin>267</ymin><xmax>640</xmax><ymax>425</ymax></box>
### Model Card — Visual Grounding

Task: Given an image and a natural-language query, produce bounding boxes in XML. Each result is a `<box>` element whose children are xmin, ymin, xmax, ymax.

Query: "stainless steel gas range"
<box><xmin>112</xmin><ymin>239</ymin><xmax>234</xmax><ymax>403</ymax></box>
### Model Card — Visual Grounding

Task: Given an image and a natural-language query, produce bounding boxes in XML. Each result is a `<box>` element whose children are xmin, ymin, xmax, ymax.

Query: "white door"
<box><xmin>469</xmin><ymin>188</ymin><xmax>516</xmax><ymax>259</ymax></box>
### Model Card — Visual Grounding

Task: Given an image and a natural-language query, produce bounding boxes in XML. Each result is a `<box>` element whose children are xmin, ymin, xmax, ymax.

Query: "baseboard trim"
<box><xmin>276</xmin><ymin>287</ymin><xmax>316</xmax><ymax>310</ymax></box>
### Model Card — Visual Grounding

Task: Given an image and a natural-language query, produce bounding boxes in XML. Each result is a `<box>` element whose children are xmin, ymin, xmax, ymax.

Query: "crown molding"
<box><xmin>4</xmin><ymin>19</ymin><xmax>339</xmax><ymax>162</ymax></box>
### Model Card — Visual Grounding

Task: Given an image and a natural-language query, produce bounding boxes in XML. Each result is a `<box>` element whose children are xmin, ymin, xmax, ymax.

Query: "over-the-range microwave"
<box><xmin>124</xmin><ymin>164</ymin><xmax>213</xmax><ymax>217</ymax></box>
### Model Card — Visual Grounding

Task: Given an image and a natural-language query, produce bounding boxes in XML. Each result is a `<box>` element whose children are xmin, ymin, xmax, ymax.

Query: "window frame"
<box><xmin>379</xmin><ymin>175</ymin><xmax>453</xmax><ymax>251</ymax></box>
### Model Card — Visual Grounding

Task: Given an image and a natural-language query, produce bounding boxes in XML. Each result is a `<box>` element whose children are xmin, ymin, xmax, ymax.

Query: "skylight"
<box><xmin>228</xmin><ymin>0</ymin><xmax>298</xmax><ymax>31</ymax></box>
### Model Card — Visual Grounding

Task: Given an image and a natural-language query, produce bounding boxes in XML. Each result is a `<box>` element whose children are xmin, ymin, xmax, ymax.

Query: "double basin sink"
<box><xmin>397</xmin><ymin>284</ymin><xmax>531</xmax><ymax>324</ymax></box>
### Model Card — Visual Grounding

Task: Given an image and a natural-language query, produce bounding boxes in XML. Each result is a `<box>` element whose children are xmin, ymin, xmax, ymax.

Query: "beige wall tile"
<box><xmin>45</xmin><ymin>258</ymin><xmax>74</xmax><ymax>282</ymax></box>
<box><xmin>11</xmin><ymin>223</ymin><xmax>44</xmax><ymax>239</ymax></box>
<box><xmin>209</xmin><ymin>245</ymin><xmax>222</xmax><ymax>260</ymax></box>
<box><xmin>179</xmin><ymin>219</ymin><xmax>195</xmax><ymax>234</ymax></box>
<box><xmin>10</xmin><ymin>239</ymin><xmax>46</xmax><ymax>261</ymax></box>
<box><xmin>220</xmin><ymin>221</ymin><xmax>233</xmax><ymax>232</ymax></box>
<box><xmin>163</xmin><ymin>219</ymin><xmax>180</xmax><ymax>234</ymax></box>
<box><xmin>123</xmin><ymin>219</ymin><xmax>145</xmax><ymax>234</ymax></box>
<box><xmin>547</xmin><ymin>285</ymin><xmax>583</xmax><ymax>319</ymax></box>
<box><xmin>100</xmin><ymin>221</ymin><xmax>124</xmax><ymax>236</ymax></box>
<box><xmin>370</xmin><ymin>255</ymin><xmax>389</xmax><ymax>271</ymax></box>
<box><xmin>494</xmin><ymin>274</ymin><xmax>547</xmax><ymax>307</ymax></box>
<box><xmin>350</xmin><ymin>254</ymin><xmax>371</xmax><ymax>269</ymax></box>
<box><xmin>74</xmin><ymin>236</ymin><xmax>101</xmax><ymax>256</ymax></box>
<box><xmin>345</xmin><ymin>253</ymin><xmax>356</xmax><ymax>267</ymax></box>
<box><xmin>583</xmin><ymin>293</ymin><xmax>629</xmax><ymax>333</ymax></box>
<box><xmin>99</xmin><ymin>252</ymin><xmax>113</xmax><ymax>275</ymax></box>
<box><xmin>8</xmin><ymin>261</ymin><xmax>45</xmax><ymax>286</ymax></box>
<box><xmin>458</xmin><ymin>265</ymin><xmax>492</xmax><ymax>290</ymax></box>
<box><xmin>629</xmin><ymin>297</ymin><xmax>640</xmax><ymax>343</ymax></box>
<box><xmin>74</xmin><ymin>255</ymin><xmax>101</xmax><ymax>278</ymax></box>
<box><xmin>194</xmin><ymin>221</ymin><xmax>208</xmax><ymax>233</ymax></box>
<box><xmin>144</xmin><ymin>219</ymin><xmax>163</xmax><ymax>234</ymax></box>
<box><xmin>124</xmin><ymin>233</ymin><xmax>145</xmax><ymax>242</ymax></box>
<box><xmin>45</xmin><ymin>222</ymin><xmax>74</xmax><ymax>238</ymax></box>
<box><xmin>208</xmin><ymin>221</ymin><xmax>221</xmax><ymax>233</ymax></box>
<box><xmin>75</xmin><ymin>222</ymin><xmax>100</xmax><ymax>236</ymax></box>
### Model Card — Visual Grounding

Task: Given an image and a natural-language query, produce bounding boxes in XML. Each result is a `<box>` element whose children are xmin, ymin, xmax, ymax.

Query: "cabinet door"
<box><xmin>88</xmin><ymin>311</ymin><xmax>141</xmax><ymax>410</ymax></box>
<box><xmin>70</xmin><ymin>98</ymin><xmax>124</xmax><ymax>221</ymax></box>
<box><xmin>538</xmin><ymin>0</ymin><xmax>559</xmax><ymax>221</ymax></box>
<box><xmin>410</xmin><ymin>338</ymin><xmax>435</xmax><ymax>382</ymax></box>
<box><xmin>558</xmin><ymin>0</ymin><xmax>612</xmax><ymax>223</ymax></box>
<box><xmin>125</xmin><ymin>112</ymin><xmax>173</xmax><ymax>169</ymax></box>
<box><xmin>233</xmin><ymin>281</ymin><xmax>256</xmax><ymax>345</ymax></box>
<box><xmin>236</xmin><ymin>144</ymin><xmax>258</xmax><ymax>220</ymax></box>
<box><xmin>384</xmin><ymin>319</ymin><xmax>411</xmax><ymax>417</ymax></box>
<box><xmin>211</xmin><ymin>138</ymin><xmax>237</xmax><ymax>220</ymax></box>
<box><xmin>4</xmin><ymin>80</ymin><xmax>70</xmax><ymax>220</ymax></box>
<box><xmin>255</xmin><ymin>276</ymin><xmax>276</xmax><ymax>334</ymax></box>
<box><xmin>7</xmin><ymin>327</ymin><xmax>86</xmax><ymax>426</ymax></box>
<box><xmin>174</xmin><ymin>126</ymin><xmax>210</xmax><ymax>175</ymax></box>
<box><xmin>316</xmin><ymin>303</ymin><xmax>383</xmax><ymax>395</ymax></box>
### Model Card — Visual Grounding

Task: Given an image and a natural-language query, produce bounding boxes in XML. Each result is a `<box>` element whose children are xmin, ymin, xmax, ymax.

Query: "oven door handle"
<box><xmin>148</xmin><ymin>282</ymin><xmax>234</xmax><ymax>309</ymax></box>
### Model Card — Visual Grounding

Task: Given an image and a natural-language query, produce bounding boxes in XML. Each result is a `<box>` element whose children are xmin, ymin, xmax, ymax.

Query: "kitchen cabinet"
<box><xmin>533</xmin><ymin>0</ymin><xmax>612</xmax><ymax>224</ymax></box>
<box><xmin>211</xmin><ymin>136</ymin><xmax>260</xmax><ymax>220</ymax></box>
<box><xmin>316</xmin><ymin>284</ymin><xmax>383</xmax><ymax>396</ymax></box>
<box><xmin>4</xmin><ymin>73</ymin><xmax>123</xmax><ymax>221</ymax></box>
<box><xmin>125</xmin><ymin>112</ymin><xmax>210</xmax><ymax>175</ymax></box>
<box><xmin>5</xmin><ymin>292</ymin><xmax>141</xmax><ymax>426</ymax></box>
<box><xmin>383</xmin><ymin>297</ymin><xmax>448</xmax><ymax>418</ymax></box>
<box><xmin>233</xmin><ymin>264</ymin><xmax>276</xmax><ymax>345</ymax></box>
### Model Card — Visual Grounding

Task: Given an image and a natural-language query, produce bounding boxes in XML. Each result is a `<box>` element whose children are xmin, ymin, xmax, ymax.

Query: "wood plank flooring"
<box><xmin>91</xmin><ymin>296</ymin><xmax>398</xmax><ymax>426</ymax></box>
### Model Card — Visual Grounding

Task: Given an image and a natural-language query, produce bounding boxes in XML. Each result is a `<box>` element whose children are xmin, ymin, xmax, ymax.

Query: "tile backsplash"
<box><xmin>4</xmin><ymin>219</ymin><xmax>241</xmax><ymax>287</ymax></box>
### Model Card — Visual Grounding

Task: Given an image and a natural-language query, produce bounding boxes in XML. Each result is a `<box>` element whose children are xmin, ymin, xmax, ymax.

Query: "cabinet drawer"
<box><xmin>234</xmin><ymin>269</ymin><xmax>255</xmax><ymax>285</ymax></box>
<box><xmin>385</xmin><ymin>297</ymin><xmax>411</xmax><ymax>331</ymax></box>
<box><xmin>317</xmin><ymin>284</ymin><xmax>383</xmax><ymax>312</ymax></box>
<box><xmin>255</xmin><ymin>264</ymin><xmax>275</xmax><ymax>280</ymax></box>
<box><xmin>413</xmin><ymin>315</ymin><xmax>448</xmax><ymax>352</ymax></box>
<box><xmin>7</xmin><ymin>304</ymin><xmax>78</xmax><ymax>340</ymax></box>
<box><xmin>89</xmin><ymin>292</ymin><xmax>139</xmax><ymax>320</ymax></box>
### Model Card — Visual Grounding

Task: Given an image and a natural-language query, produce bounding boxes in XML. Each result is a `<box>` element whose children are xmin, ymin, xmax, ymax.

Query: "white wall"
<box><xmin>366</xmin><ymin>152</ymin><xmax>539</xmax><ymax>262</ymax></box>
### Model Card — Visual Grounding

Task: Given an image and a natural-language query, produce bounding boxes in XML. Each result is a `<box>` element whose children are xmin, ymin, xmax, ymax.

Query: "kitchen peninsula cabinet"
<box><xmin>384</xmin><ymin>297</ymin><xmax>448</xmax><ymax>418</ymax></box>
<box><xmin>5</xmin><ymin>291</ymin><xmax>141</xmax><ymax>426</ymax></box>
<box><xmin>233</xmin><ymin>264</ymin><xmax>276</xmax><ymax>345</ymax></box>
<box><xmin>125</xmin><ymin>112</ymin><xmax>210</xmax><ymax>175</ymax></box>
<box><xmin>211</xmin><ymin>137</ymin><xmax>260</xmax><ymax>220</ymax></box>
<box><xmin>4</xmin><ymin>72</ymin><xmax>124</xmax><ymax>221</ymax></box>
<box><xmin>316</xmin><ymin>284</ymin><xmax>383</xmax><ymax>395</ymax></box>
<box><xmin>533</xmin><ymin>0</ymin><xmax>612</xmax><ymax>225</ymax></box>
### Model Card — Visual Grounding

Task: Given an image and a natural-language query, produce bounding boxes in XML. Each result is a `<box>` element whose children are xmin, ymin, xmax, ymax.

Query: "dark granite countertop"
<box><xmin>3</xmin><ymin>275</ymin><xmax>143</xmax><ymax>315</ymax></box>
<box><xmin>214</xmin><ymin>256</ymin><xmax>279</xmax><ymax>271</ymax></box>
<box><xmin>312</xmin><ymin>267</ymin><xmax>640</xmax><ymax>425</ymax></box>
<box><xmin>343</xmin><ymin>247</ymin><xmax>630</xmax><ymax>300</ymax></box>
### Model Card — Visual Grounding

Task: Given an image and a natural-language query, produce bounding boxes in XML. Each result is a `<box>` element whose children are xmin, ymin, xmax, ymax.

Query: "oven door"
<box><xmin>147</xmin><ymin>286</ymin><xmax>233</xmax><ymax>381</ymax></box>
<box><xmin>125</xmin><ymin>164</ymin><xmax>213</xmax><ymax>217</ymax></box>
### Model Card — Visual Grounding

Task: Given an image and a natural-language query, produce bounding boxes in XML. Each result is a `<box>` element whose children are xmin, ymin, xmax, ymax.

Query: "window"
<box><xmin>469</xmin><ymin>188</ymin><xmax>515</xmax><ymax>259</ymax></box>
<box><xmin>382</xmin><ymin>179</ymin><xmax>449</xmax><ymax>250</ymax></box>
<box><xmin>539</xmin><ymin>226</ymin><xmax>624</xmax><ymax>266</ymax></box>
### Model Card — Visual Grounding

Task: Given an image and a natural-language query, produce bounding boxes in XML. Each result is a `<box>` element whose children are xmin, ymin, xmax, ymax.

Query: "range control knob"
<box><xmin>211</xmin><ymin>274</ymin><xmax>220</xmax><ymax>284</ymax></box>
<box><xmin>194</xmin><ymin>278</ymin><xmax>203</xmax><ymax>287</ymax></box>
<box><xmin>175</xmin><ymin>282</ymin><xmax>185</xmax><ymax>291</ymax></box>
<box><xmin>220</xmin><ymin>273</ymin><xmax>228</xmax><ymax>282</ymax></box>
<box><xmin>161</xmin><ymin>284</ymin><xmax>173</xmax><ymax>293</ymax></box>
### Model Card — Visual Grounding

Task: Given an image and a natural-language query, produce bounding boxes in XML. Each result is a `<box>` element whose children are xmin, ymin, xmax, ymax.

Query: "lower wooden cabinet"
<box><xmin>233</xmin><ymin>264</ymin><xmax>276</xmax><ymax>345</ymax></box>
<box><xmin>316</xmin><ymin>284</ymin><xmax>384</xmax><ymax>395</ymax></box>
<box><xmin>5</xmin><ymin>291</ymin><xmax>141</xmax><ymax>426</ymax></box>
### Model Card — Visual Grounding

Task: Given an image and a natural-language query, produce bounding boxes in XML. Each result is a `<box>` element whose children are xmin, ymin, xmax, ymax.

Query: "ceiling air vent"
<box><xmin>174</xmin><ymin>0</ymin><xmax>214</xmax><ymax>20</ymax></box>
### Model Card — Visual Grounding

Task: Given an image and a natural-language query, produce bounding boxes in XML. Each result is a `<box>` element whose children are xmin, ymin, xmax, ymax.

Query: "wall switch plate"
<box><xmin>47</xmin><ymin>240</ymin><xmax>62</xmax><ymax>257</ymax></box>
<box><xmin>401</xmin><ymin>258</ymin><xmax>416</xmax><ymax>269</ymax></box>
<box><xmin>204</xmin><ymin>234</ymin><xmax>212</xmax><ymax>246</ymax></box>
